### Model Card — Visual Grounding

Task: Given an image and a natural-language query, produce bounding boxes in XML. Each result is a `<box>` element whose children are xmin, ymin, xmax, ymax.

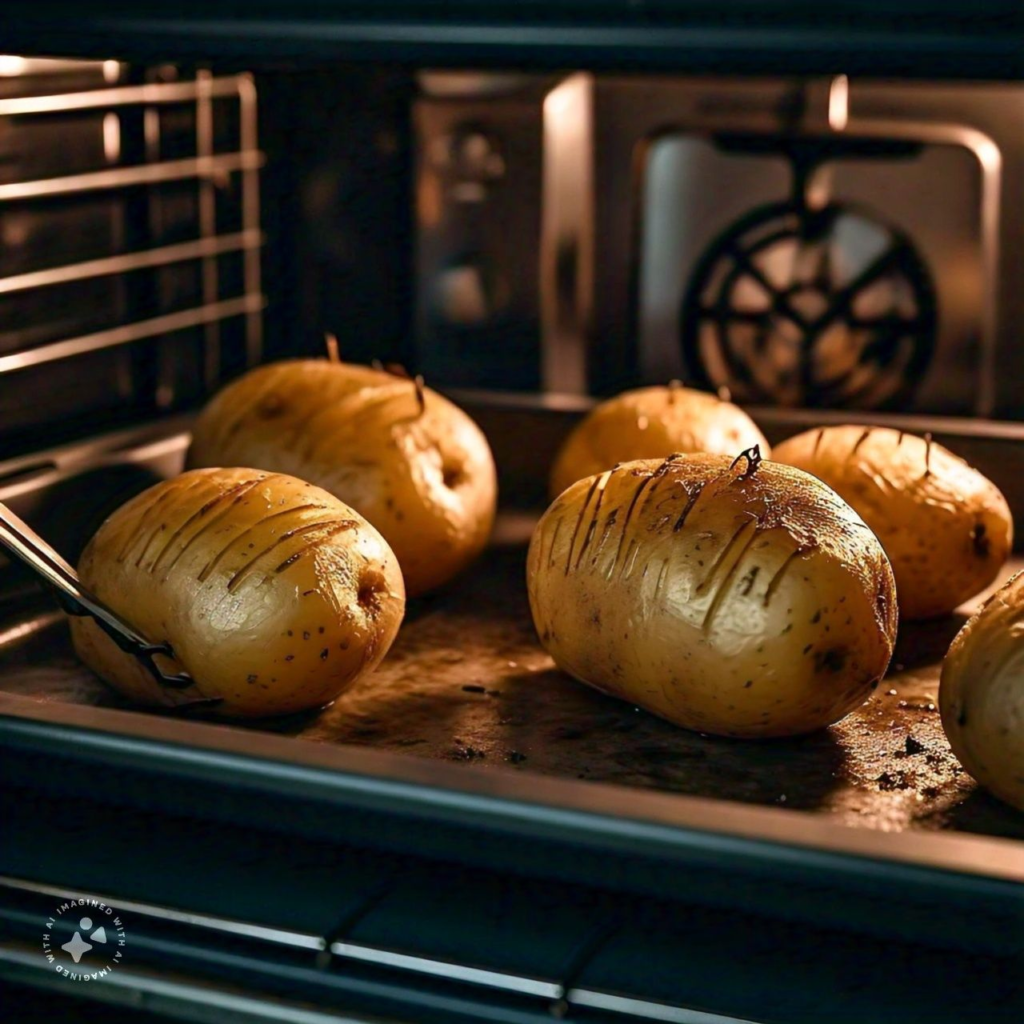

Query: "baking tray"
<box><xmin>0</xmin><ymin>395</ymin><xmax>1022</xmax><ymax>902</ymax></box>
<box><xmin>3</xmin><ymin>512</ymin><xmax>1024</xmax><ymax>843</ymax></box>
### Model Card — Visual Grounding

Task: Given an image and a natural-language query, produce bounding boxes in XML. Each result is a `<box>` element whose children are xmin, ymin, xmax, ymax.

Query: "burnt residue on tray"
<box><xmin>1</xmin><ymin>542</ymin><xmax>1022</xmax><ymax>840</ymax></box>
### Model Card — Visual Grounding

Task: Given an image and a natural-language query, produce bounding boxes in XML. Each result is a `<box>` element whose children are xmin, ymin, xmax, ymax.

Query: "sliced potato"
<box><xmin>528</xmin><ymin>451</ymin><xmax>897</xmax><ymax>738</ymax></box>
<box><xmin>187</xmin><ymin>359</ymin><xmax>497</xmax><ymax>597</ymax></box>
<box><xmin>773</xmin><ymin>426</ymin><xmax>1012</xmax><ymax>619</ymax></box>
<box><xmin>70</xmin><ymin>467</ymin><xmax>405</xmax><ymax>717</ymax></box>
<box><xmin>550</xmin><ymin>384</ymin><xmax>769</xmax><ymax>498</ymax></box>
<box><xmin>941</xmin><ymin>571</ymin><xmax>1024</xmax><ymax>812</ymax></box>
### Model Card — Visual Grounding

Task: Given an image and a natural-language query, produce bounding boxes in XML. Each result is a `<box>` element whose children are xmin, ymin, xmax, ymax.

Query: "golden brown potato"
<box><xmin>187</xmin><ymin>359</ymin><xmax>497</xmax><ymax>597</ymax></box>
<box><xmin>773</xmin><ymin>426</ymin><xmax>1012</xmax><ymax>620</ymax></box>
<box><xmin>940</xmin><ymin>571</ymin><xmax>1024</xmax><ymax>812</ymax></box>
<box><xmin>549</xmin><ymin>384</ymin><xmax>769</xmax><ymax>498</ymax></box>
<box><xmin>527</xmin><ymin>450</ymin><xmax>897</xmax><ymax>738</ymax></box>
<box><xmin>70</xmin><ymin>467</ymin><xmax>405</xmax><ymax>717</ymax></box>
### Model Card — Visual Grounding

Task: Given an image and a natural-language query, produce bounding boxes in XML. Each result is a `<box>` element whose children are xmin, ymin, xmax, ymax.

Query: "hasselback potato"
<box><xmin>187</xmin><ymin>358</ymin><xmax>497</xmax><ymax>597</ymax></box>
<box><xmin>70</xmin><ymin>467</ymin><xmax>405</xmax><ymax>717</ymax></box>
<box><xmin>941</xmin><ymin>571</ymin><xmax>1024</xmax><ymax>812</ymax></box>
<box><xmin>528</xmin><ymin>449</ymin><xmax>897</xmax><ymax>738</ymax></box>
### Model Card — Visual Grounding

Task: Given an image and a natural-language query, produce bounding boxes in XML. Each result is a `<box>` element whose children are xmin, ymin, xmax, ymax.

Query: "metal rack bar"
<box><xmin>0</xmin><ymin>76</ymin><xmax>250</xmax><ymax>117</ymax></box>
<box><xmin>0</xmin><ymin>150</ymin><xmax>265</xmax><ymax>203</ymax></box>
<box><xmin>327</xmin><ymin>940</ymin><xmax>562</xmax><ymax>1000</ymax></box>
<box><xmin>567</xmin><ymin>988</ymin><xmax>757</xmax><ymax>1024</ymax></box>
<box><xmin>196</xmin><ymin>69</ymin><xmax>222</xmax><ymax>389</ymax></box>
<box><xmin>0</xmin><ymin>293</ymin><xmax>266</xmax><ymax>374</ymax></box>
<box><xmin>0</xmin><ymin>230</ymin><xmax>263</xmax><ymax>296</ymax></box>
<box><xmin>237</xmin><ymin>73</ymin><xmax>264</xmax><ymax>366</ymax></box>
<box><xmin>0</xmin><ymin>875</ymin><xmax>324</xmax><ymax>952</ymax></box>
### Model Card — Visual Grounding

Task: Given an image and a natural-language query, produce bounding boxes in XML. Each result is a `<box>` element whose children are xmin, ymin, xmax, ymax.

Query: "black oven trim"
<box><xmin>1</xmin><ymin>3</ymin><xmax>1023</xmax><ymax>80</ymax></box>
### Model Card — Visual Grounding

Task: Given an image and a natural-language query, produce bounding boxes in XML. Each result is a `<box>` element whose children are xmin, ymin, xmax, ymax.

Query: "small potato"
<box><xmin>550</xmin><ymin>384</ymin><xmax>769</xmax><ymax>498</ymax></box>
<box><xmin>188</xmin><ymin>359</ymin><xmax>497</xmax><ymax>597</ymax></box>
<box><xmin>70</xmin><ymin>468</ymin><xmax>405</xmax><ymax>717</ymax></box>
<box><xmin>773</xmin><ymin>426</ymin><xmax>1012</xmax><ymax>620</ymax></box>
<box><xmin>940</xmin><ymin>572</ymin><xmax>1024</xmax><ymax>812</ymax></box>
<box><xmin>528</xmin><ymin>451</ymin><xmax>897</xmax><ymax>738</ymax></box>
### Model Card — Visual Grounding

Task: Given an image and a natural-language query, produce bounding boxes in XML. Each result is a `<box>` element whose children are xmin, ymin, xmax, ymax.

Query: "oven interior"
<box><xmin>0</xmin><ymin>47</ymin><xmax>1022</xmax><ymax>1024</ymax></box>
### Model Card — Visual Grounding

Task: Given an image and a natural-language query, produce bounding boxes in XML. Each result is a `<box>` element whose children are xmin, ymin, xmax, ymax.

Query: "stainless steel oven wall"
<box><xmin>414</xmin><ymin>72</ymin><xmax>1022</xmax><ymax>417</ymax></box>
<box><xmin>413</xmin><ymin>73</ymin><xmax>549</xmax><ymax>391</ymax></box>
<box><xmin>591</xmin><ymin>75</ymin><xmax>1023</xmax><ymax>416</ymax></box>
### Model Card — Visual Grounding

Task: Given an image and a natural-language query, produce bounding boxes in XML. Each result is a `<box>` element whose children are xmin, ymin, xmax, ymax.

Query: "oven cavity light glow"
<box><xmin>829</xmin><ymin>74</ymin><xmax>849</xmax><ymax>131</ymax></box>
<box><xmin>103</xmin><ymin>60</ymin><xmax>121</xmax><ymax>83</ymax></box>
<box><xmin>0</xmin><ymin>56</ymin><xmax>27</xmax><ymax>77</ymax></box>
<box><xmin>102</xmin><ymin>112</ymin><xmax>121</xmax><ymax>164</ymax></box>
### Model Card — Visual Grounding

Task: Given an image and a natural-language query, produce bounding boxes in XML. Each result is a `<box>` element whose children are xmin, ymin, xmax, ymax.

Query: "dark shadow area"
<box><xmin>21</xmin><ymin>462</ymin><xmax>164</xmax><ymax>563</ymax></box>
<box><xmin>892</xmin><ymin>611</ymin><xmax>970</xmax><ymax>670</ymax></box>
<box><xmin>496</xmin><ymin>666</ymin><xmax>848</xmax><ymax>811</ymax></box>
<box><xmin>940</xmin><ymin>787</ymin><xmax>1024</xmax><ymax>841</ymax></box>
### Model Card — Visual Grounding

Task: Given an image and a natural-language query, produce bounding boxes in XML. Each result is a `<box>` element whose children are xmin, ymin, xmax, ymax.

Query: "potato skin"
<box><xmin>940</xmin><ymin>572</ymin><xmax>1024</xmax><ymax>812</ymax></box>
<box><xmin>187</xmin><ymin>360</ymin><xmax>497</xmax><ymax>597</ymax></box>
<box><xmin>528</xmin><ymin>454</ymin><xmax>897</xmax><ymax>738</ymax></box>
<box><xmin>773</xmin><ymin>426</ymin><xmax>1012</xmax><ymax>620</ymax></box>
<box><xmin>550</xmin><ymin>385</ymin><xmax>769</xmax><ymax>498</ymax></box>
<box><xmin>70</xmin><ymin>468</ymin><xmax>405</xmax><ymax>718</ymax></box>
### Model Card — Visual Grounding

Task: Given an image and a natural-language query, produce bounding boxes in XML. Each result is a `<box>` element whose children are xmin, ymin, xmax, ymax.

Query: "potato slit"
<box><xmin>575</xmin><ymin>471</ymin><xmax>612</xmax><ymax>570</ymax></box>
<box><xmin>227</xmin><ymin>518</ymin><xmax>357</xmax><ymax>591</ymax></box>
<box><xmin>591</xmin><ymin>507</ymin><xmax>620</xmax><ymax>563</ymax></box>
<box><xmin>117</xmin><ymin>477</ymin><xmax>206</xmax><ymax>565</ymax></box>
<box><xmin>672</xmin><ymin>482</ymin><xmax>706</xmax><ymax>533</ymax></box>
<box><xmin>762</xmin><ymin>546</ymin><xmax>807</xmax><ymax>608</ymax></box>
<box><xmin>151</xmin><ymin>476</ymin><xmax>272</xmax><ymax>576</ymax></box>
<box><xmin>638</xmin><ymin>454</ymin><xmax>683</xmax><ymax>520</ymax></box>
<box><xmin>546</xmin><ymin>517</ymin><xmax>563</xmax><ymax>570</ymax></box>
<box><xmin>697</xmin><ymin>514</ymin><xmax>758</xmax><ymax>595</ymax></box>
<box><xmin>851</xmin><ymin>428</ymin><xmax>872</xmax><ymax>455</ymax></box>
<box><xmin>701</xmin><ymin>521</ymin><xmax>759</xmax><ymax>632</ymax></box>
<box><xmin>130</xmin><ymin>477</ymin><xmax>211</xmax><ymax>568</ymax></box>
<box><xmin>115</xmin><ymin>486</ymin><xmax>178</xmax><ymax>563</ymax></box>
<box><xmin>197</xmin><ymin>504</ymin><xmax>332</xmax><ymax>583</ymax></box>
<box><xmin>612</xmin><ymin>472</ymin><xmax>655</xmax><ymax>572</ymax></box>
<box><xmin>565</xmin><ymin>474</ymin><xmax>604</xmax><ymax>576</ymax></box>
<box><xmin>274</xmin><ymin>520</ymin><xmax>359</xmax><ymax>574</ymax></box>
<box><xmin>166</xmin><ymin>494</ymin><xmax>323</xmax><ymax>582</ymax></box>
<box><xmin>621</xmin><ymin>537</ymin><xmax>641</xmax><ymax>579</ymax></box>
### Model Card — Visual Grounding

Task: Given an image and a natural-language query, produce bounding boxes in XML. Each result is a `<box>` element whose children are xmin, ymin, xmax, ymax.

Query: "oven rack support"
<box><xmin>0</xmin><ymin>70</ymin><xmax>265</xmax><ymax>404</ymax></box>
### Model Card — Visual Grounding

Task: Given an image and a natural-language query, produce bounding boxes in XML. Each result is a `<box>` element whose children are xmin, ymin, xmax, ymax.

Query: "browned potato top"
<box><xmin>529</xmin><ymin>452</ymin><xmax>897</xmax><ymax>738</ymax></box>
<box><xmin>550</xmin><ymin>384</ymin><xmax>769</xmax><ymax>498</ymax></box>
<box><xmin>773</xmin><ymin>426</ymin><xmax>1012</xmax><ymax>619</ymax></box>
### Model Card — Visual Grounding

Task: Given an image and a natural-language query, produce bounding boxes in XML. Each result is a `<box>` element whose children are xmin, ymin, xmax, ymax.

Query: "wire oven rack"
<box><xmin>0</xmin><ymin>59</ymin><xmax>264</xmax><ymax>455</ymax></box>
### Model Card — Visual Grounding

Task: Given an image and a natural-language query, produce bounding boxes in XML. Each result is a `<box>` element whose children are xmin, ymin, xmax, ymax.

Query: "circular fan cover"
<box><xmin>680</xmin><ymin>201</ymin><xmax>936</xmax><ymax>409</ymax></box>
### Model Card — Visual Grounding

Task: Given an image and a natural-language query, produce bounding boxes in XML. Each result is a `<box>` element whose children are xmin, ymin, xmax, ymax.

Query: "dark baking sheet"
<box><xmin>1</xmin><ymin>514</ymin><xmax>1021</xmax><ymax>842</ymax></box>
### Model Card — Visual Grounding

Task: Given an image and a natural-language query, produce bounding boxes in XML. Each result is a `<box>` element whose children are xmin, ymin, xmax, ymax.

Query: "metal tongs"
<box><xmin>0</xmin><ymin>501</ymin><xmax>194</xmax><ymax>691</ymax></box>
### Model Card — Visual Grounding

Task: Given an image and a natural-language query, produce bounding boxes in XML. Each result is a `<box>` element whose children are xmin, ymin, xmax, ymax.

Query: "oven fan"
<box><xmin>680</xmin><ymin>200</ymin><xmax>937</xmax><ymax>409</ymax></box>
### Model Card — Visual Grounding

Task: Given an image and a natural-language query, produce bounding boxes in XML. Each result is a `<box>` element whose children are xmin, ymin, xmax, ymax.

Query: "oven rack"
<box><xmin>0</xmin><ymin>66</ymin><xmax>265</xmax><ymax>450</ymax></box>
